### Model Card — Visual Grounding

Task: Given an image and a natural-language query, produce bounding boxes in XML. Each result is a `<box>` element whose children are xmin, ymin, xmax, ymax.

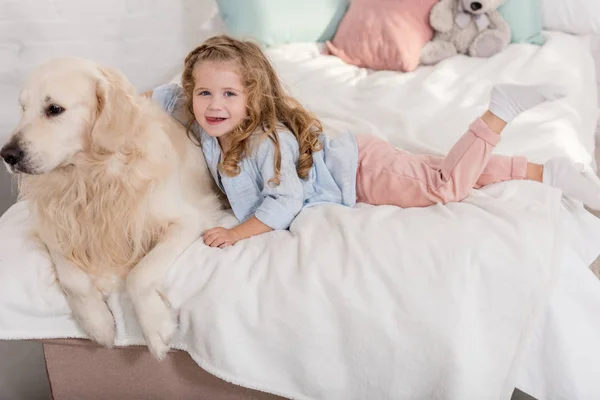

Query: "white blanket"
<box><xmin>161</xmin><ymin>185</ymin><xmax>588</xmax><ymax>400</ymax></box>
<box><xmin>1</xmin><ymin>31</ymin><xmax>600</xmax><ymax>399</ymax></box>
<box><xmin>0</xmin><ymin>182</ymin><xmax>589</xmax><ymax>400</ymax></box>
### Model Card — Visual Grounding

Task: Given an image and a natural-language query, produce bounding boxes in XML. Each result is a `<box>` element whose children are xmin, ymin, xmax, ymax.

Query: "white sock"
<box><xmin>543</xmin><ymin>157</ymin><xmax>600</xmax><ymax>210</ymax></box>
<box><xmin>488</xmin><ymin>83</ymin><xmax>567</xmax><ymax>123</ymax></box>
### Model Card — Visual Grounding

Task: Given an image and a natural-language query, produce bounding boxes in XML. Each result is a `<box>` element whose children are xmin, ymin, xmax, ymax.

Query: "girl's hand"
<box><xmin>203</xmin><ymin>217</ymin><xmax>272</xmax><ymax>248</ymax></box>
<box><xmin>203</xmin><ymin>227</ymin><xmax>241</xmax><ymax>248</ymax></box>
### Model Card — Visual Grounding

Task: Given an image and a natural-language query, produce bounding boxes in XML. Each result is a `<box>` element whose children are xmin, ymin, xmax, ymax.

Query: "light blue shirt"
<box><xmin>152</xmin><ymin>83</ymin><xmax>359</xmax><ymax>229</ymax></box>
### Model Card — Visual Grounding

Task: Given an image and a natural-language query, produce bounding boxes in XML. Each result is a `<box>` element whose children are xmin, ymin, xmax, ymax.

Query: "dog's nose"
<box><xmin>0</xmin><ymin>144</ymin><xmax>24</xmax><ymax>166</ymax></box>
<box><xmin>470</xmin><ymin>1</ymin><xmax>483</xmax><ymax>11</ymax></box>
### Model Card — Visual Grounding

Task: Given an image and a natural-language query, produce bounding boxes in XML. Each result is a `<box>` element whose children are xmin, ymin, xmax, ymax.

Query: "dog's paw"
<box><xmin>127</xmin><ymin>280</ymin><xmax>177</xmax><ymax>360</ymax></box>
<box><xmin>142</xmin><ymin>305</ymin><xmax>176</xmax><ymax>360</ymax></box>
<box><xmin>147</xmin><ymin>337</ymin><xmax>169</xmax><ymax>360</ymax></box>
<box><xmin>145</xmin><ymin>324</ymin><xmax>174</xmax><ymax>360</ymax></box>
<box><xmin>87</xmin><ymin>319</ymin><xmax>116</xmax><ymax>348</ymax></box>
<box><xmin>73</xmin><ymin>299</ymin><xmax>116</xmax><ymax>348</ymax></box>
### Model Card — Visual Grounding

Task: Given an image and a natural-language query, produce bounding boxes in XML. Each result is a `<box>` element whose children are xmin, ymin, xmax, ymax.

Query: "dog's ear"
<box><xmin>92</xmin><ymin>66</ymin><xmax>137</xmax><ymax>151</ymax></box>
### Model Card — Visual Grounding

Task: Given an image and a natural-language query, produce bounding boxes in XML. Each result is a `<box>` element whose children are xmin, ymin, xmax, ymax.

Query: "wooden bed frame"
<box><xmin>41</xmin><ymin>339</ymin><xmax>283</xmax><ymax>400</ymax></box>
<box><xmin>40</xmin><ymin>339</ymin><xmax>535</xmax><ymax>400</ymax></box>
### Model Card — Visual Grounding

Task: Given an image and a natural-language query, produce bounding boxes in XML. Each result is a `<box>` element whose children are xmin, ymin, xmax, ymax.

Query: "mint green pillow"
<box><xmin>498</xmin><ymin>0</ymin><xmax>545</xmax><ymax>45</ymax></box>
<box><xmin>215</xmin><ymin>0</ymin><xmax>349</xmax><ymax>47</ymax></box>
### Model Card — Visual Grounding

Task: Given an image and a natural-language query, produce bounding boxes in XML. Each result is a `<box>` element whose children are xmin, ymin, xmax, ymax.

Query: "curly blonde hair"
<box><xmin>181</xmin><ymin>34</ymin><xmax>323</xmax><ymax>185</ymax></box>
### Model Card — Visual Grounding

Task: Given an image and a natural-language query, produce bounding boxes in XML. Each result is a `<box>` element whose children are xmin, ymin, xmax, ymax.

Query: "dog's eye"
<box><xmin>45</xmin><ymin>104</ymin><xmax>65</xmax><ymax>117</ymax></box>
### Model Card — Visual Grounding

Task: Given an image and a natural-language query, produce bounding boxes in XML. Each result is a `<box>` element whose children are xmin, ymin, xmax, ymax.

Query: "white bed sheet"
<box><xmin>173</xmin><ymin>29</ymin><xmax>600</xmax><ymax>399</ymax></box>
<box><xmin>262</xmin><ymin>32</ymin><xmax>599</xmax><ymax>168</ymax></box>
<box><xmin>0</xmin><ymin>181</ymin><xmax>594</xmax><ymax>400</ymax></box>
<box><xmin>261</xmin><ymin>31</ymin><xmax>600</xmax><ymax>399</ymax></box>
<box><xmin>0</xmin><ymin>31</ymin><xmax>600</xmax><ymax>399</ymax></box>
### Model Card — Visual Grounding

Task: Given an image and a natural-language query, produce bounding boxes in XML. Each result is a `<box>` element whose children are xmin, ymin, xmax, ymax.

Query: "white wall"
<box><xmin>0</xmin><ymin>1</ymin><xmax>222</xmax><ymax>398</ymax></box>
<box><xmin>0</xmin><ymin>0</ymin><xmax>224</xmax><ymax>214</ymax></box>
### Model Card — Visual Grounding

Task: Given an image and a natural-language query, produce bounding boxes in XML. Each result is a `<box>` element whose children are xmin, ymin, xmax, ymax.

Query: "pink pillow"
<box><xmin>325</xmin><ymin>0</ymin><xmax>437</xmax><ymax>72</ymax></box>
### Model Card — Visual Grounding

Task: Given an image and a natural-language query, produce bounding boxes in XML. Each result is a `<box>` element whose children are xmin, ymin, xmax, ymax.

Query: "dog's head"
<box><xmin>0</xmin><ymin>57</ymin><xmax>135</xmax><ymax>175</ymax></box>
<box><xmin>460</xmin><ymin>0</ymin><xmax>504</xmax><ymax>15</ymax></box>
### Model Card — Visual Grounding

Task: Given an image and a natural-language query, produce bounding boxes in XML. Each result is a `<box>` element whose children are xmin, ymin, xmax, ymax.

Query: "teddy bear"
<box><xmin>420</xmin><ymin>0</ymin><xmax>511</xmax><ymax>65</ymax></box>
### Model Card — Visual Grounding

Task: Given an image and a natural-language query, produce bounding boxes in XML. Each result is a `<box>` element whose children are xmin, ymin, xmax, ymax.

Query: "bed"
<box><xmin>1</xmin><ymin>31</ymin><xmax>600</xmax><ymax>400</ymax></box>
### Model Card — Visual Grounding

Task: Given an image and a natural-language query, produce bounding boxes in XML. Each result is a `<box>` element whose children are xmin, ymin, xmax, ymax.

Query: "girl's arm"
<box><xmin>203</xmin><ymin>136</ymin><xmax>304</xmax><ymax>248</ymax></box>
<box><xmin>150</xmin><ymin>84</ymin><xmax>196</xmax><ymax>129</ymax></box>
<box><xmin>203</xmin><ymin>216</ymin><xmax>273</xmax><ymax>248</ymax></box>
<box><xmin>233</xmin><ymin>216</ymin><xmax>273</xmax><ymax>239</ymax></box>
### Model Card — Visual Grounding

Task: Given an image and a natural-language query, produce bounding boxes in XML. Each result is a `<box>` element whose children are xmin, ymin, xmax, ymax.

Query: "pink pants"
<box><xmin>355</xmin><ymin>118</ymin><xmax>528</xmax><ymax>208</ymax></box>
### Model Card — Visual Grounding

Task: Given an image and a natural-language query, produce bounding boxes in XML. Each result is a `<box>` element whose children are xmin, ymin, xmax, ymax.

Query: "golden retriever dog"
<box><xmin>0</xmin><ymin>57</ymin><xmax>220</xmax><ymax>359</ymax></box>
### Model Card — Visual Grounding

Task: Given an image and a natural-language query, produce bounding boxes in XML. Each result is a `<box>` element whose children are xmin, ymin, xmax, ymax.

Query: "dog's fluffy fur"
<box><xmin>1</xmin><ymin>57</ymin><xmax>220</xmax><ymax>359</ymax></box>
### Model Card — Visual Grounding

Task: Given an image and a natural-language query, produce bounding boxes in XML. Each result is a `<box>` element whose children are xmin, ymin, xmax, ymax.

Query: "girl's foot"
<box><xmin>543</xmin><ymin>157</ymin><xmax>600</xmax><ymax>210</ymax></box>
<box><xmin>489</xmin><ymin>83</ymin><xmax>567</xmax><ymax>123</ymax></box>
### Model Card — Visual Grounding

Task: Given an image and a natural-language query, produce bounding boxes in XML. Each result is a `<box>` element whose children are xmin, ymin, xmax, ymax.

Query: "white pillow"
<box><xmin>542</xmin><ymin>0</ymin><xmax>600</xmax><ymax>35</ymax></box>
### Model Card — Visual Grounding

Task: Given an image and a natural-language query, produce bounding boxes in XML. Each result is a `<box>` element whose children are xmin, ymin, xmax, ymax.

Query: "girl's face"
<box><xmin>192</xmin><ymin>60</ymin><xmax>248</xmax><ymax>141</ymax></box>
